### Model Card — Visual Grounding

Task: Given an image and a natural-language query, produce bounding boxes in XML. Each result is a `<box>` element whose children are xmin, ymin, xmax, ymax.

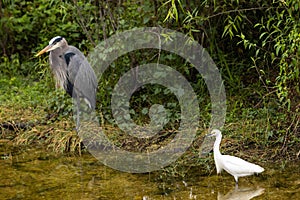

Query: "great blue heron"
<box><xmin>35</xmin><ymin>36</ymin><xmax>97</xmax><ymax>130</ymax></box>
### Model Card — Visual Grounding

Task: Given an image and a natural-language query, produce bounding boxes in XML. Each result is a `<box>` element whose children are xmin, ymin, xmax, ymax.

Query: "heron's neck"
<box><xmin>213</xmin><ymin>134</ymin><xmax>222</xmax><ymax>156</ymax></box>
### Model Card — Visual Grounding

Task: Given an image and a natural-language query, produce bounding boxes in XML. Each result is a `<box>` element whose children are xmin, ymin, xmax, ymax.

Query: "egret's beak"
<box><xmin>206</xmin><ymin>132</ymin><xmax>216</xmax><ymax>137</ymax></box>
<box><xmin>35</xmin><ymin>45</ymin><xmax>53</xmax><ymax>57</ymax></box>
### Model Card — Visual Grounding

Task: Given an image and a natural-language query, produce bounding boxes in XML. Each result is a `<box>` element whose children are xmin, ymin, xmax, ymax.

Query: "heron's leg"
<box><xmin>76</xmin><ymin>100</ymin><xmax>80</xmax><ymax>131</ymax></box>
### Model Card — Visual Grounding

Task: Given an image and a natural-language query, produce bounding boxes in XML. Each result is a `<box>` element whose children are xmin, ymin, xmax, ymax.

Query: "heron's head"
<box><xmin>35</xmin><ymin>36</ymin><xmax>67</xmax><ymax>56</ymax></box>
<box><xmin>207</xmin><ymin>129</ymin><xmax>222</xmax><ymax>137</ymax></box>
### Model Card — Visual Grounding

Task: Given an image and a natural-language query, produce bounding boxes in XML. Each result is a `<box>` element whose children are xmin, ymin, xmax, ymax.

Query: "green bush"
<box><xmin>160</xmin><ymin>0</ymin><xmax>300</xmax><ymax>110</ymax></box>
<box><xmin>0</xmin><ymin>0</ymin><xmax>83</xmax><ymax>76</ymax></box>
<box><xmin>1</xmin><ymin>0</ymin><xmax>299</xmax><ymax>136</ymax></box>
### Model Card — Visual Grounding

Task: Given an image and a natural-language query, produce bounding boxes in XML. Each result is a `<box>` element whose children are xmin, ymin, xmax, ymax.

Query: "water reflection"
<box><xmin>218</xmin><ymin>186</ymin><xmax>264</xmax><ymax>200</ymax></box>
<box><xmin>1</xmin><ymin>144</ymin><xmax>300</xmax><ymax>199</ymax></box>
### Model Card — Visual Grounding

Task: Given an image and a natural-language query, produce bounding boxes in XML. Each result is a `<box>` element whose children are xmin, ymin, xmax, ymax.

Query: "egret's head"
<box><xmin>208</xmin><ymin>129</ymin><xmax>222</xmax><ymax>137</ymax></box>
<box><xmin>35</xmin><ymin>36</ymin><xmax>67</xmax><ymax>56</ymax></box>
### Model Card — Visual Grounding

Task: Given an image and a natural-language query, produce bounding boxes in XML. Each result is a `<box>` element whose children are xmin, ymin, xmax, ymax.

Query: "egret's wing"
<box><xmin>222</xmin><ymin>155</ymin><xmax>264</xmax><ymax>176</ymax></box>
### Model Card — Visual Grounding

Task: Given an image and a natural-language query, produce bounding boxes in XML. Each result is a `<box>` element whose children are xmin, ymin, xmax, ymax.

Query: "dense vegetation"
<box><xmin>0</xmin><ymin>0</ymin><xmax>299</xmax><ymax>163</ymax></box>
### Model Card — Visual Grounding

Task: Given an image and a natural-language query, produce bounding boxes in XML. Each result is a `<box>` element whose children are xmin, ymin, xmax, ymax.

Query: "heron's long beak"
<box><xmin>35</xmin><ymin>45</ymin><xmax>53</xmax><ymax>57</ymax></box>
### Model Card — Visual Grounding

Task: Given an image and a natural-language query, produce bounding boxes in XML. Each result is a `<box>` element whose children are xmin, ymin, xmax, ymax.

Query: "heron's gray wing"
<box><xmin>65</xmin><ymin>51</ymin><xmax>97</xmax><ymax>109</ymax></box>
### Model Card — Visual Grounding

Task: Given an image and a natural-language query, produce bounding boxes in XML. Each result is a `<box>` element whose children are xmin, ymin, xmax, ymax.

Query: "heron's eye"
<box><xmin>51</xmin><ymin>37</ymin><xmax>63</xmax><ymax>45</ymax></box>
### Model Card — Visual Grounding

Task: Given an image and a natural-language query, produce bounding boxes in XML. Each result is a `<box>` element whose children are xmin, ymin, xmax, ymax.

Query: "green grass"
<box><xmin>0</xmin><ymin>75</ymin><xmax>50</xmax><ymax>107</ymax></box>
<box><xmin>0</xmin><ymin>74</ymin><xmax>299</xmax><ymax>164</ymax></box>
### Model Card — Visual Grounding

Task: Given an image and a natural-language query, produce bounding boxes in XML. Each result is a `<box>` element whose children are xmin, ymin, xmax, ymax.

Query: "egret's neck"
<box><xmin>213</xmin><ymin>134</ymin><xmax>222</xmax><ymax>156</ymax></box>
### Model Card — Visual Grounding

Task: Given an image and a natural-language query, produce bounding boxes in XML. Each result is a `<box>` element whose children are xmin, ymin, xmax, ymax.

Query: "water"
<box><xmin>0</xmin><ymin>144</ymin><xmax>299</xmax><ymax>199</ymax></box>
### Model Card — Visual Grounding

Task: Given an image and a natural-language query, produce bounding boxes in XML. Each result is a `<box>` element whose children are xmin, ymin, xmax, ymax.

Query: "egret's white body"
<box><xmin>210</xmin><ymin>129</ymin><xmax>264</xmax><ymax>184</ymax></box>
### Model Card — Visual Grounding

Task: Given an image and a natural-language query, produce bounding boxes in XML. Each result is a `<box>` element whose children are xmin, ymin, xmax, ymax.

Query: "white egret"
<box><xmin>209</xmin><ymin>129</ymin><xmax>264</xmax><ymax>185</ymax></box>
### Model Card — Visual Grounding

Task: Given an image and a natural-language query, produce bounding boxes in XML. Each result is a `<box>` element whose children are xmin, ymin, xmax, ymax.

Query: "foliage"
<box><xmin>237</xmin><ymin>0</ymin><xmax>300</xmax><ymax>110</ymax></box>
<box><xmin>161</xmin><ymin>0</ymin><xmax>299</xmax><ymax>110</ymax></box>
<box><xmin>0</xmin><ymin>74</ymin><xmax>49</xmax><ymax>108</ymax></box>
<box><xmin>1</xmin><ymin>0</ymin><xmax>299</xmax><ymax>105</ymax></box>
<box><xmin>44</xmin><ymin>90</ymin><xmax>74</xmax><ymax>122</ymax></box>
<box><xmin>0</xmin><ymin>0</ymin><xmax>299</xmax><ymax>158</ymax></box>
<box><xmin>0</xmin><ymin>0</ymin><xmax>82</xmax><ymax>76</ymax></box>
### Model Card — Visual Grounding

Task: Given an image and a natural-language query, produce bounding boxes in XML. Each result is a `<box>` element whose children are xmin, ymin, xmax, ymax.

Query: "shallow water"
<box><xmin>0</xmin><ymin>144</ymin><xmax>299</xmax><ymax>199</ymax></box>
